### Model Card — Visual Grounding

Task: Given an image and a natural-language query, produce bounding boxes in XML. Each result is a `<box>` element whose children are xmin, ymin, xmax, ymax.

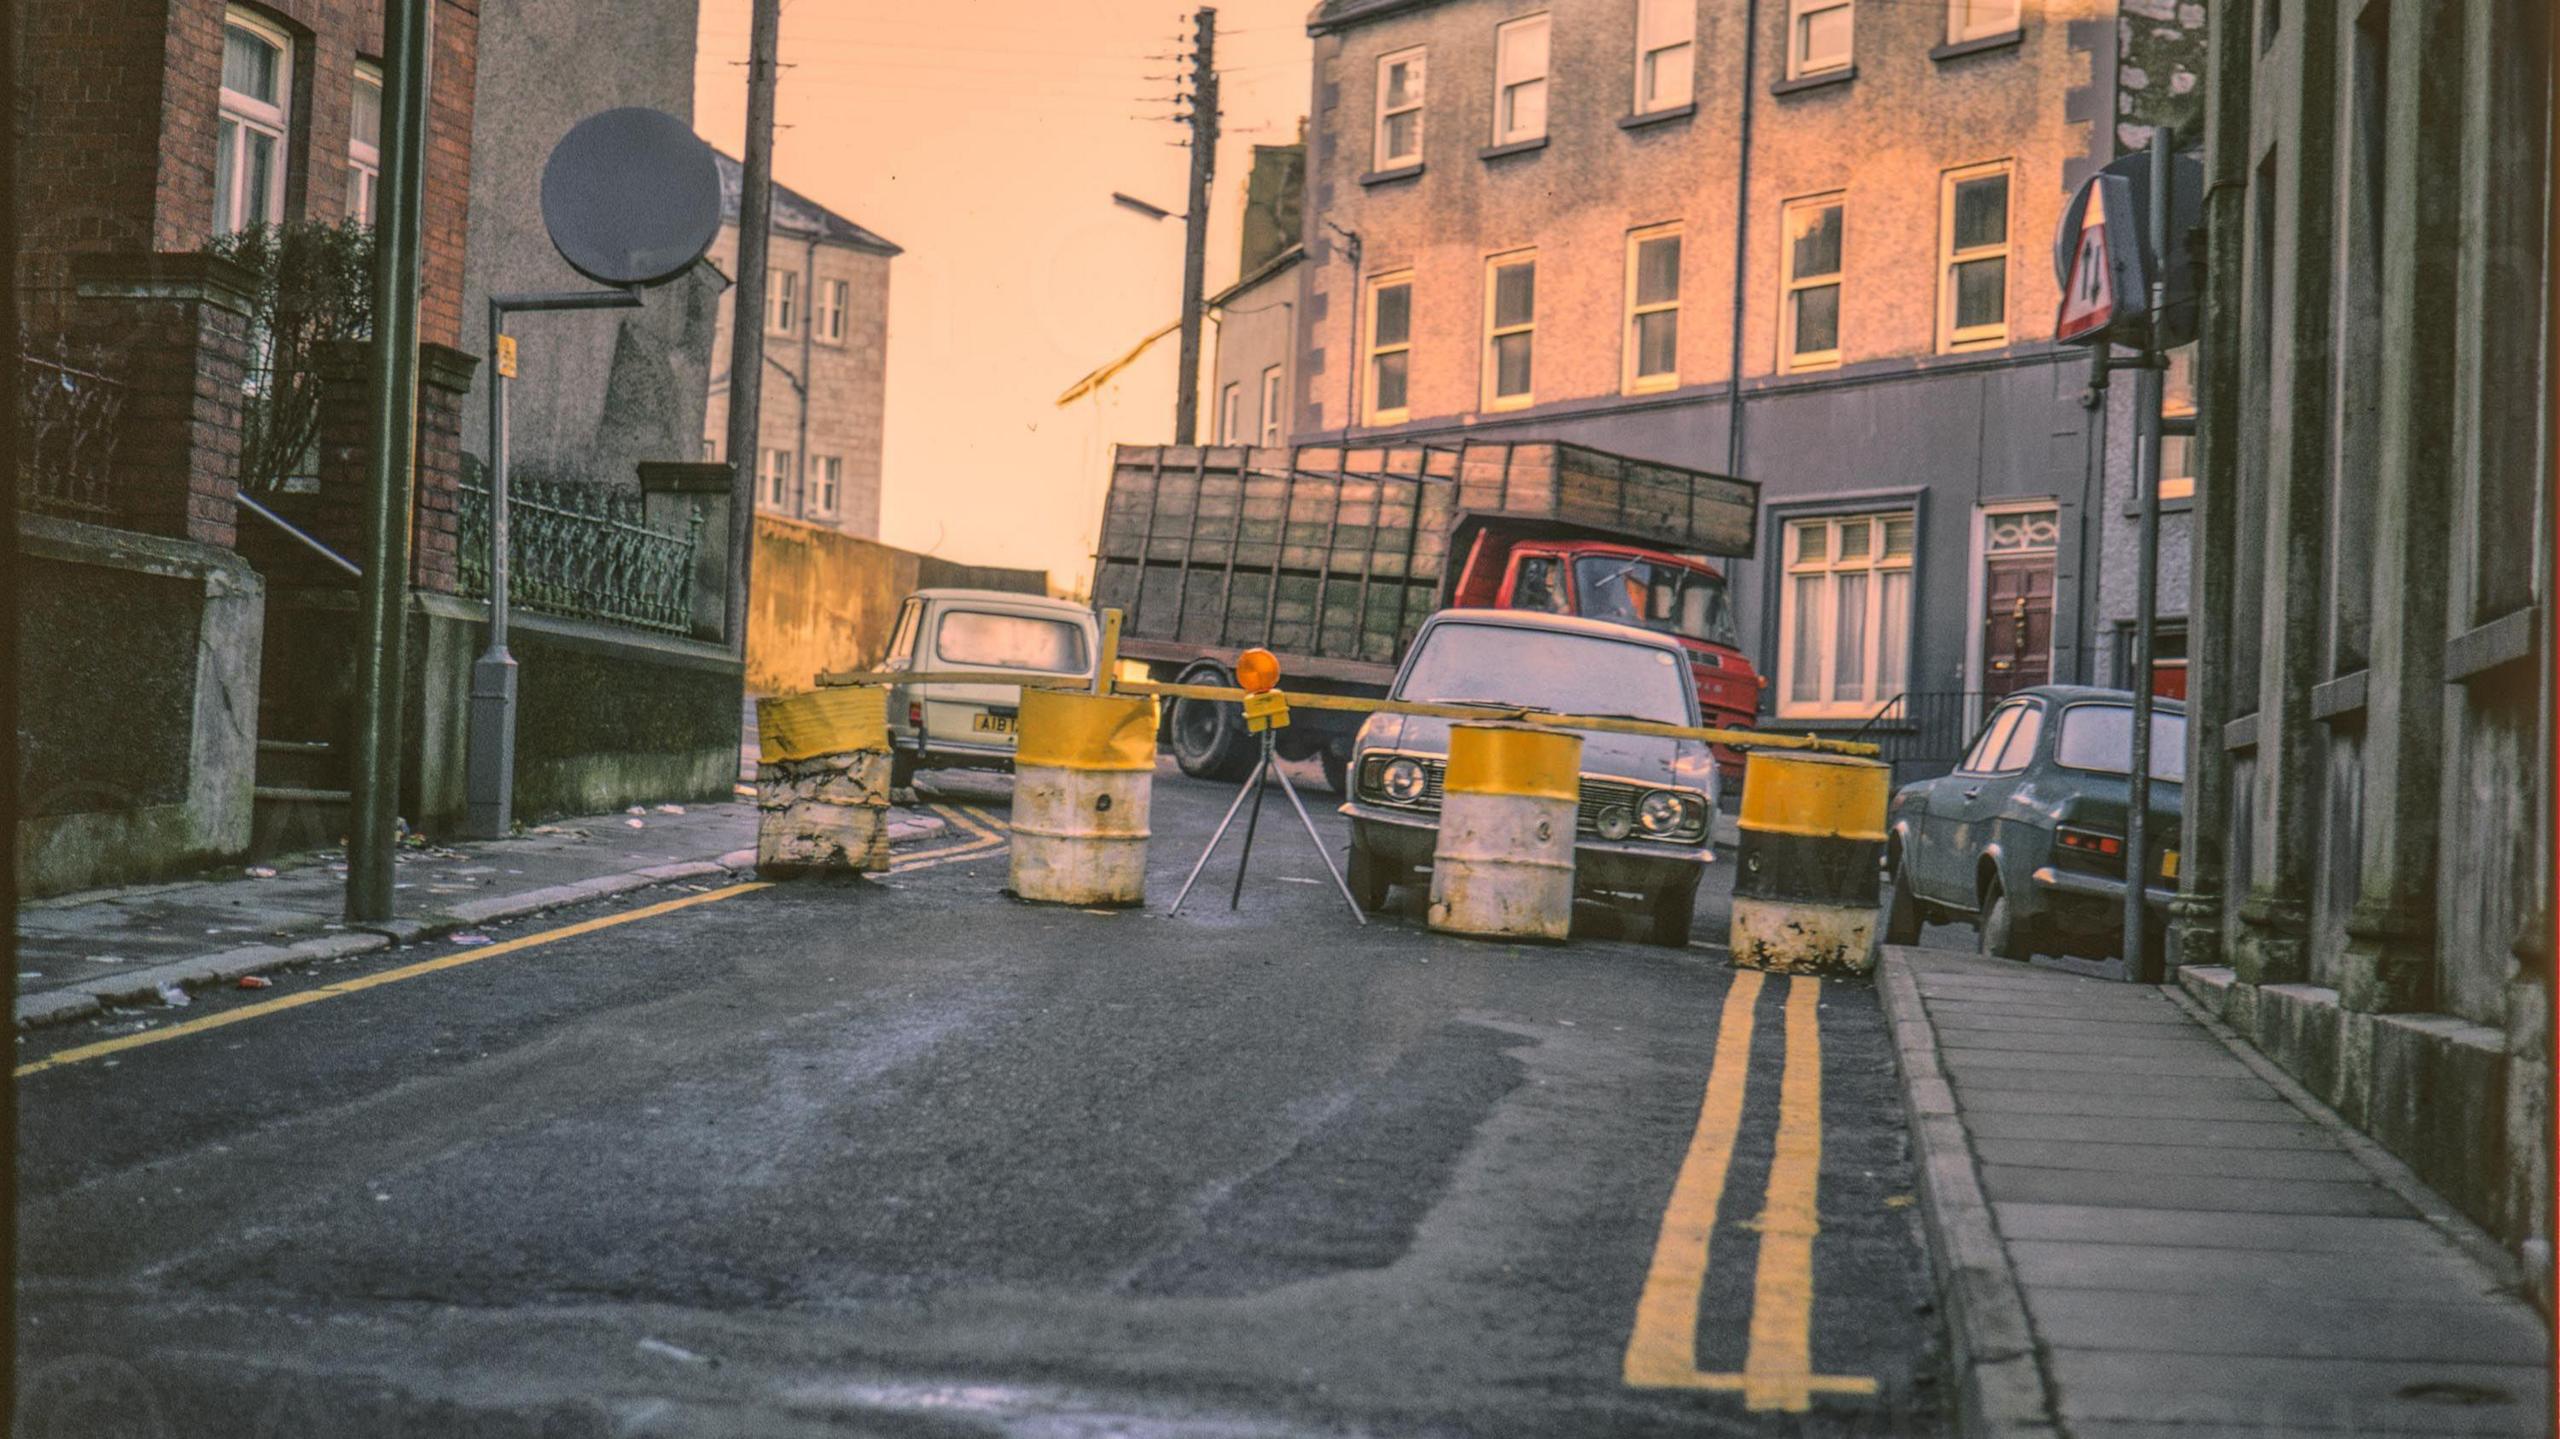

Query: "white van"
<box><xmin>877</xmin><ymin>589</ymin><xmax>1100</xmax><ymax>789</ymax></box>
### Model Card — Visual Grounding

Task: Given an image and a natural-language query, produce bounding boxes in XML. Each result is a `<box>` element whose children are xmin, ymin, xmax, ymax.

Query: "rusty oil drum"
<box><xmin>1007</xmin><ymin>688</ymin><xmax>1159</xmax><ymax>906</ymax></box>
<box><xmin>1727</xmin><ymin>749</ymin><xmax>1892</xmax><ymax>976</ymax></box>
<box><xmin>1427</xmin><ymin>722</ymin><xmax>1582</xmax><ymax>942</ymax></box>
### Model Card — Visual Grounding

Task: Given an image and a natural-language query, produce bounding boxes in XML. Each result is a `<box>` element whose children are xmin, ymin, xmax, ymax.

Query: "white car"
<box><xmin>878</xmin><ymin>589</ymin><xmax>1100</xmax><ymax>789</ymax></box>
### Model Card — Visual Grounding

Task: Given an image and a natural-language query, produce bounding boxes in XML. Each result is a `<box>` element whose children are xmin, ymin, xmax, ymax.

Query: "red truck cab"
<box><xmin>1449</xmin><ymin>526</ymin><xmax>1764</xmax><ymax>788</ymax></box>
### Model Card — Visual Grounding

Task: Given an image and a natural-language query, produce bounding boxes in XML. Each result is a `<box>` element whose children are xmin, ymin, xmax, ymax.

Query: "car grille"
<box><xmin>1403</xmin><ymin>759</ymin><xmax>1686</xmax><ymax>839</ymax></box>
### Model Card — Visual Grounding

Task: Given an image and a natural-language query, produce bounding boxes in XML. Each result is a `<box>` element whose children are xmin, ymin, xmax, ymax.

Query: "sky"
<box><xmin>693</xmin><ymin>0</ymin><xmax>1318</xmax><ymax>589</ymax></box>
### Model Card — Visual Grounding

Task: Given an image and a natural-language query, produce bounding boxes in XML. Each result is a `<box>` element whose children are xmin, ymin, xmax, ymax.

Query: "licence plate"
<box><xmin>2162</xmin><ymin>850</ymin><xmax>2181</xmax><ymax>879</ymax></box>
<box><xmin>972</xmin><ymin>713</ymin><xmax>1017</xmax><ymax>736</ymax></box>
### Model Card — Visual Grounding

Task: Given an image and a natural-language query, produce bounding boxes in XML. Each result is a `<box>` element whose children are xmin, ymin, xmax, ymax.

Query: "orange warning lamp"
<box><xmin>1236</xmin><ymin>648</ymin><xmax>1281</xmax><ymax>695</ymax></box>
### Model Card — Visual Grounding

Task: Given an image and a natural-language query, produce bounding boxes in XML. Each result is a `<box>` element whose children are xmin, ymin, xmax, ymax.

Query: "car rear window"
<box><xmin>934</xmin><ymin>611</ymin><xmax>1089</xmax><ymax>672</ymax></box>
<box><xmin>2055</xmin><ymin>704</ymin><xmax>2186</xmax><ymax>782</ymax></box>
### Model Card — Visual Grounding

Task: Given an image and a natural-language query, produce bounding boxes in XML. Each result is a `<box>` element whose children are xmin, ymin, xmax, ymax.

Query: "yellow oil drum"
<box><xmin>755</xmin><ymin>687</ymin><xmax>893</xmax><ymax>876</ymax></box>
<box><xmin>1427</xmin><ymin>722</ymin><xmax>1582</xmax><ymax>941</ymax></box>
<box><xmin>1728</xmin><ymin>749</ymin><xmax>1892</xmax><ymax>975</ymax></box>
<box><xmin>1008</xmin><ymin>688</ymin><xmax>1160</xmax><ymax>906</ymax></box>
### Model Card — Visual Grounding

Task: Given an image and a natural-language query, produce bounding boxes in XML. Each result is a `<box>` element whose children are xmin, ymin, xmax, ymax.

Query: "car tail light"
<box><xmin>2056</xmin><ymin>826</ymin><xmax>2123</xmax><ymax>857</ymax></box>
<box><xmin>908</xmin><ymin>701</ymin><xmax>923</xmax><ymax>727</ymax></box>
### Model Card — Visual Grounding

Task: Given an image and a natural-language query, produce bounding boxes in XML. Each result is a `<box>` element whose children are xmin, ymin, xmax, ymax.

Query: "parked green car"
<box><xmin>1880</xmin><ymin>686</ymin><xmax>2183</xmax><ymax>965</ymax></box>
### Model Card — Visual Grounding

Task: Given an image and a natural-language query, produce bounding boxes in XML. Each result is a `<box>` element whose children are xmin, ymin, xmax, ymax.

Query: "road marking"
<box><xmin>884</xmin><ymin>804</ymin><xmax>1010</xmax><ymax>873</ymax></box>
<box><xmin>1623</xmin><ymin>970</ymin><xmax>1877</xmax><ymax>1404</ymax></box>
<box><xmin>1743</xmin><ymin>975</ymin><xmax>1830</xmax><ymax>1412</ymax></box>
<box><xmin>1624</xmin><ymin>967</ymin><xmax>1763</xmax><ymax>1387</ymax></box>
<box><xmin>13</xmin><ymin>882</ymin><xmax>770</xmax><ymax>1081</ymax></box>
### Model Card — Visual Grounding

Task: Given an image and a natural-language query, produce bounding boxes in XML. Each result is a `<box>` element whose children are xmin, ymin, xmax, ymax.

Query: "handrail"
<box><xmin>1849</xmin><ymin>693</ymin><xmax>1912</xmax><ymax>744</ymax></box>
<box><xmin>237</xmin><ymin>491</ymin><xmax>362</xmax><ymax>577</ymax></box>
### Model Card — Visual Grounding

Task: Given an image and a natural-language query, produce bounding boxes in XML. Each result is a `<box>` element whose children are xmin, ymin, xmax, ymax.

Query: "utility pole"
<box><xmin>2123</xmin><ymin>124</ymin><xmax>2172</xmax><ymax>984</ymax></box>
<box><xmin>723</xmin><ymin>0</ymin><xmax>780</xmax><ymax>650</ymax></box>
<box><xmin>345</xmin><ymin>0</ymin><xmax>431</xmax><ymax>921</ymax></box>
<box><xmin>1173</xmin><ymin>6</ymin><xmax>1218</xmax><ymax>445</ymax></box>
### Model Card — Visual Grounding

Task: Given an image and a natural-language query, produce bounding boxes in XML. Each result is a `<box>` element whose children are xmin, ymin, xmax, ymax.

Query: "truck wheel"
<box><xmin>1169</xmin><ymin>663</ymin><xmax>1255</xmax><ymax>782</ymax></box>
<box><xmin>1319</xmin><ymin>743</ymin><xmax>1350</xmax><ymax>797</ymax></box>
<box><xmin>1648</xmin><ymin>870</ymin><xmax>1702</xmax><ymax>949</ymax></box>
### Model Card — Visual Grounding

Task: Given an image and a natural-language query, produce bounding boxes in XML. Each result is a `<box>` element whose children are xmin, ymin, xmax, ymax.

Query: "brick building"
<box><xmin>701</xmin><ymin>153</ymin><xmax>899</xmax><ymax>541</ymax></box>
<box><xmin>1289</xmin><ymin>0</ymin><xmax>2189</xmax><ymax>769</ymax></box>
<box><xmin>2172</xmin><ymin>0</ymin><xmax>2553</xmax><ymax>1291</ymax></box>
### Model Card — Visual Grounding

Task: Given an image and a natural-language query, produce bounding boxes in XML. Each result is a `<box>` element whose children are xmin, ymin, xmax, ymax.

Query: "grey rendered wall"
<box><xmin>1210</xmin><ymin>261</ymin><xmax>1301</xmax><ymax>446</ymax></box>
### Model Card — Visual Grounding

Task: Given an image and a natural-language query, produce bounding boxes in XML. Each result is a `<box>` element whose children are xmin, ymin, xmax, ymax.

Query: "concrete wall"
<box><xmin>458</xmin><ymin>0</ymin><xmax>721</xmax><ymax>494</ymax></box>
<box><xmin>746</xmin><ymin>516</ymin><xmax>1049</xmax><ymax>695</ymax></box>
<box><xmin>703</xmin><ymin>225</ymin><xmax>894</xmax><ymax>538</ymax></box>
<box><xmin>15</xmin><ymin>517</ymin><xmax>262</xmax><ymax>896</ymax></box>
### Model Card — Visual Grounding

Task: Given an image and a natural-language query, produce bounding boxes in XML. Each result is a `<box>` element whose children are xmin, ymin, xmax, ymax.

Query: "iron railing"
<box><xmin>457</xmin><ymin>471</ymin><xmax>702</xmax><ymax>635</ymax></box>
<box><xmin>17</xmin><ymin>340</ymin><xmax>127</xmax><ymax>521</ymax></box>
<box><xmin>1851</xmin><ymin>691</ymin><xmax>1994</xmax><ymax>785</ymax></box>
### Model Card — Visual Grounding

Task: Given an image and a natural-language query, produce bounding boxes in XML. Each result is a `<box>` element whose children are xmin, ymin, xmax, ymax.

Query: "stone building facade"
<box><xmin>2173</xmin><ymin>0</ymin><xmax>2552</xmax><ymax>1291</ymax></box>
<box><xmin>1291</xmin><ymin>0</ymin><xmax>2176</xmax><ymax>769</ymax></box>
<box><xmin>701</xmin><ymin>154</ymin><xmax>899</xmax><ymax>541</ymax></box>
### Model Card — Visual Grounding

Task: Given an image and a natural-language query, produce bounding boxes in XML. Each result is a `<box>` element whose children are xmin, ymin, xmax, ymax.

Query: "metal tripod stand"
<box><xmin>1169</xmin><ymin>729</ymin><xmax>1366</xmax><ymax>924</ymax></box>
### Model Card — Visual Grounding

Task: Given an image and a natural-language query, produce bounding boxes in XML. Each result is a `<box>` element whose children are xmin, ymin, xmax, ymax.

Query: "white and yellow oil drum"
<box><xmin>1008</xmin><ymin>688</ymin><xmax>1160</xmax><ymax>906</ymax></box>
<box><xmin>1728</xmin><ymin>750</ymin><xmax>1891</xmax><ymax>975</ymax></box>
<box><xmin>755</xmin><ymin>687</ymin><xmax>894</xmax><ymax>876</ymax></box>
<box><xmin>1427</xmin><ymin>722</ymin><xmax>1582</xmax><ymax>941</ymax></box>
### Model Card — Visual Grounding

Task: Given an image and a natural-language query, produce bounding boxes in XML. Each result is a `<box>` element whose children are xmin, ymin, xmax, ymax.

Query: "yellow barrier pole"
<box><xmin>1427</xmin><ymin>723</ymin><xmax>1583</xmax><ymax>942</ymax></box>
<box><xmin>754</xmin><ymin>687</ymin><xmax>893</xmax><ymax>876</ymax></box>
<box><xmin>1727</xmin><ymin>750</ymin><xmax>1893</xmax><ymax>976</ymax></box>
<box><xmin>1007</xmin><ymin>688</ymin><xmax>1160</xmax><ymax>906</ymax></box>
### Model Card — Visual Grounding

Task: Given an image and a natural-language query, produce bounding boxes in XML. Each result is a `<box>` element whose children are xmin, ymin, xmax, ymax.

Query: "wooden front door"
<box><xmin>1981</xmin><ymin>554</ymin><xmax>2054</xmax><ymax>699</ymax></box>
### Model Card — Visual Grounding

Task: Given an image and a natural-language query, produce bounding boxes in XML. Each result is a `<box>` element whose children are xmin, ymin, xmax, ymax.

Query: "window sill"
<box><xmin>1366</xmin><ymin>409</ymin><xmax>1411</xmax><ymax>427</ymax></box>
<box><xmin>1478</xmin><ymin>136</ymin><xmax>1548</xmax><ymax>161</ymax></box>
<box><xmin>1931</xmin><ymin>30</ymin><xmax>2023</xmax><ymax>62</ymax></box>
<box><xmin>1618</xmin><ymin>103</ymin><xmax>1696</xmax><ymax>131</ymax></box>
<box><xmin>2448</xmin><ymin>606</ymin><xmax>2538</xmax><ymax>683</ymax></box>
<box><xmin>1360</xmin><ymin>163</ymin><xmax>1425</xmax><ymax>187</ymax></box>
<box><xmin>1623</xmin><ymin>375</ymin><xmax>1679</xmax><ymax>397</ymax></box>
<box><xmin>1483</xmin><ymin>395</ymin><xmax>1535</xmax><ymax>413</ymax></box>
<box><xmin>1781</xmin><ymin>356</ymin><xmax>1843</xmax><ymax>375</ymax></box>
<box><xmin>1772</xmin><ymin>66</ymin><xmax>1856</xmax><ymax>97</ymax></box>
<box><xmin>2122</xmin><ymin>495</ymin><xmax>2197</xmax><ymax>518</ymax></box>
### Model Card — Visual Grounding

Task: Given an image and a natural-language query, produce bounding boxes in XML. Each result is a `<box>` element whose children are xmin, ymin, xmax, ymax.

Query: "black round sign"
<box><xmin>539</xmin><ymin>108</ymin><xmax>721</xmax><ymax>288</ymax></box>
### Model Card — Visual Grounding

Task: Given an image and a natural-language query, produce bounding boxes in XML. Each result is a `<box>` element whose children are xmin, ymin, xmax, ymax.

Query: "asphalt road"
<box><xmin>15</xmin><ymin>760</ymin><xmax>1945</xmax><ymax>1438</ymax></box>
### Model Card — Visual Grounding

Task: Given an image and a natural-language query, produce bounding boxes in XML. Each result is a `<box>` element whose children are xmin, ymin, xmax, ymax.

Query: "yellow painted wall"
<box><xmin>747</xmin><ymin>516</ymin><xmax>1048</xmax><ymax>694</ymax></box>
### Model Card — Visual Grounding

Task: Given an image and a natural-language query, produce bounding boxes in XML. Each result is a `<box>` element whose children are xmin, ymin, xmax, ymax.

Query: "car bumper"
<box><xmin>892</xmin><ymin>733</ymin><xmax>1018</xmax><ymax>770</ymax></box>
<box><xmin>1344</xmin><ymin>804</ymin><xmax>1708</xmax><ymax>894</ymax></box>
<box><xmin>2028</xmin><ymin>864</ymin><xmax>2176</xmax><ymax>922</ymax></box>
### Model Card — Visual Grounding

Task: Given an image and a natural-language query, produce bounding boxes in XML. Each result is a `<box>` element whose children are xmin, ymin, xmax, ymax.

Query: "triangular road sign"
<box><xmin>2056</xmin><ymin>188</ymin><xmax>2116</xmax><ymax>342</ymax></box>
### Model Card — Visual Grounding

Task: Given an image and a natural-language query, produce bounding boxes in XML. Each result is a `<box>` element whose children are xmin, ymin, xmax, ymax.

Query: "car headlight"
<box><xmin>1595</xmin><ymin>806</ymin><xmax>1635</xmax><ymax>841</ymax></box>
<box><xmin>1638</xmin><ymin>791</ymin><xmax>1686</xmax><ymax>835</ymax></box>
<box><xmin>1382</xmin><ymin>758</ymin><xmax>1426</xmax><ymax>802</ymax></box>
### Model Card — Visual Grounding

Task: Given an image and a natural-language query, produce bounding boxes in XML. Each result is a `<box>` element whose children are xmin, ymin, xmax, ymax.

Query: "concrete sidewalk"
<box><xmin>1881</xmin><ymin>945</ymin><xmax>2551</xmax><ymax>1438</ymax></box>
<box><xmin>14</xmin><ymin>797</ymin><xmax>945</xmax><ymax>1030</ymax></box>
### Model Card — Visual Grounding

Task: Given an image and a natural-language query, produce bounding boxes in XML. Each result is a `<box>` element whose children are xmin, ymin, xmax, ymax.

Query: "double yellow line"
<box><xmin>892</xmin><ymin>803</ymin><xmax>1010</xmax><ymax>872</ymax></box>
<box><xmin>1623</xmin><ymin>970</ymin><xmax>1875</xmax><ymax>1410</ymax></box>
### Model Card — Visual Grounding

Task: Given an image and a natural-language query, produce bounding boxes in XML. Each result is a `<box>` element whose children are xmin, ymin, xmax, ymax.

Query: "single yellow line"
<box><xmin>1624</xmin><ymin>967</ymin><xmax>1763</xmax><ymax>1386</ymax></box>
<box><xmin>14</xmin><ymin>882</ymin><xmax>770</xmax><ymax>1080</ymax></box>
<box><xmin>1744</xmin><ymin>975</ymin><xmax>1828</xmax><ymax>1412</ymax></box>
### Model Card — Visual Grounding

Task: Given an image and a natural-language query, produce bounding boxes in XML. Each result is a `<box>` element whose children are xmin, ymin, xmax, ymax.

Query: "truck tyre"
<box><xmin>1169</xmin><ymin>663</ymin><xmax>1256</xmax><ymax>782</ymax></box>
<box><xmin>1319</xmin><ymin>743</ymin><xmax>1350</xmax><ymax>797</ymax></box>
<box><xmin>1648</xmin><ymin>870</ymin><xmax>1701</xmax><ymax>949</ymax></box>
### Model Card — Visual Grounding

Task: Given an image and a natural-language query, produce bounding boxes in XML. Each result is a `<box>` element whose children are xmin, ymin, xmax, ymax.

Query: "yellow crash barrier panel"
<box><xmin>1010</xmin><ymin>689</ymin><xmax>1160</xmax><ymax>906</ymax></box>
<box><xmin>1242</xmin><ymin>690</ymin><xmax>1291</xmax><ymax>733</ymax></box>
<box><xmin>755</xmin><ymin>688</ymin><xmax>893</xmax><ymax>876</ymax></box>
<box><xmin>1429</xmin><ymin>723</ymin><xmax>1582</xmax><ymax>942</ymax></box>
<box><xmin>1728</xmin><ymin>751</ymin><xmax>1892</xmax><ymax>976</ymax></box>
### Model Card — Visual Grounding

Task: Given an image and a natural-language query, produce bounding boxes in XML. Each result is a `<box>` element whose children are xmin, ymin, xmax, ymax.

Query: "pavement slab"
<box><xmin>1879</xmin><ymin>945</ymin><xmax>2551</xmax><ymax>1438</ymax></box>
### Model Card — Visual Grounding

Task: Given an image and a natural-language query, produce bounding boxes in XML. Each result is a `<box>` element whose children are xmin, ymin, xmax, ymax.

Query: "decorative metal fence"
<box><xmin>457</xmin><ymin>470</ymin><xmax>702</xmax><ymax>636</ymax></box>
<box><xmin>18</xmin><ymin>340</ymin><xmax>127</xmax><ymax>522</ymax></box>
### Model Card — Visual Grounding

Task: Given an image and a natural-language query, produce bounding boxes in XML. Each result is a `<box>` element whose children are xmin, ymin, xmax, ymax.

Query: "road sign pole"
<box><xmin>2123</xmin><ymin>124</ymin><xmax>2172</xmax><ymax>984</ymax></box>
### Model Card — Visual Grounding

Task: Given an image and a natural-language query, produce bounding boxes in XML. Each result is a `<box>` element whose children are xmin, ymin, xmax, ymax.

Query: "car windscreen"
<box><xmin>1395</xmin><ymin>622</ymin><xmax>1692</xmax><ymax>724</ymax></box>
<box><xmin>933</xmin><ymin>610</ymin><xmax>1089</xmax><ymax>672</ymax></box>
<box><xmin>2055</xmin><ymin>703</ymin><xmax>2186</xmax><ymax>782</ymax></box>
<box><xmin>1573</xmin><ymin>556</ymin><xmax>1741</xmax><ymax>648</ymax></box>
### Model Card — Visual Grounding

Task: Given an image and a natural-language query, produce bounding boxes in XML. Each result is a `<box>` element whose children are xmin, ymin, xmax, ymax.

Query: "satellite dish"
<box><xmin>539</xmin><ymin>108</ymin><xmax>721</xmax><ymax>288</ymax></box>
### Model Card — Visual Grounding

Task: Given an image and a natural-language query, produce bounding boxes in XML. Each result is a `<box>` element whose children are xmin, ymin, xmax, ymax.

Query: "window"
<box><xmin>1990</xmin><ymin>702</ymin><xmax>2044</xmax><ymax>772</ymax></box>
<box><xmin>1483</xmin><ymin>252</ymin><xmax>1536</xmax><ymax>408</ymax></box>
<box><xmin>1960</xmin><ymin>702</ymin><xmax>2025</xmax><ymax>773</ymax></box>
<box><xmin>1635</xmin><ymin>0</ymin><xmax>1695</xmax><ymax>112</ymax></box>
<box><xmin>808</xmin><ymin>455</ymin><xmax>841</xmax><ymax>515</ymax></box>
<box><xmin>347</xmin><ymin>63</ymin><xmax>381</xmax><ymax>225</ymax></box>
<box><xmin>1948</xmin><ymin>0</ymin><xmax>2020</xmax><ymax>43</ymax></box>
<box><xmin>216</xmin><ymin>12</ymin><xmax>292</xmax><ymax>235</ymax></box>
<box><xmin>814</xmin><ymin>277</ymin><xmax>848</xmax><ymax>343</ymax></box>
<box><xmin>934</xmin><ymin>611</ymin><xmax>1091</xmax><ymax>673</ymax></box>
<box><xmin>2057</xmin><ymin>703</ymin><xmax>2186</xmax><ymax>782</ymax></box>
<box><xmin>1788</xmin><ymin>0</ymin><xmax>1853</xmax><ymax>78</ymax></box>
<box><xmin>1493</xmin><ymin>15</ymin><xmax>1550</xmax><ymax>146</ymax></box>
<box><xmin>1376</xmin><ymin>48</ymin><xmax>1426</xmax><ymax>169</ymax></box>
<box><xmin>1259</xmin><ymin>365</ymin><xmax>1284</xmax><ymax>446</ymax></box>
<box><xmin>767</xmin><ymin>271</ymin><xmax>798</xmax><ymax>335</ymax></box>
<box><xmin>1625</xmin><ymin>224</ymin><xmax>1682</xmax><ymax>392</ymax></box>
<box><xmin>2158</xmin><ymin>342</ymin><xmax>2196</xmax><ymax>500</ymax></box>
<box><xmin>1939</xmin><ymin>163</ymin><xmax>2010</xmax><ymax>351</ymax></box>
<box><xmin>1780</xmin><ymin>197</ymin><xmax>1843</xmax><ymax>371</ymax></box>
<box><xmin>1219</xmin><ymin>382</ymin><xmax>1241</xmax><ymax>444</ymax></box>
<box><xmin>760</xmin><ymin>448</ymin><xmax>794</xmax><ymax>508</ymax></box>
<box><xmin>1779</xmin><ymin>511</ymin><xmax>1915</xmax><ymax>718</ymax></box>
<box><xmin>1365</xmin><ymin>273</ymin><xmax>1413</xmax><ymax>424</ymax></box>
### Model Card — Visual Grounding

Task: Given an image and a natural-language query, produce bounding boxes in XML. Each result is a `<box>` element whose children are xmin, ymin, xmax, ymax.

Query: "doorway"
<box><xmin>1979</xmin><ymin>507</ymin><xmax>2057</xmax><ymax>701</ymax></box>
